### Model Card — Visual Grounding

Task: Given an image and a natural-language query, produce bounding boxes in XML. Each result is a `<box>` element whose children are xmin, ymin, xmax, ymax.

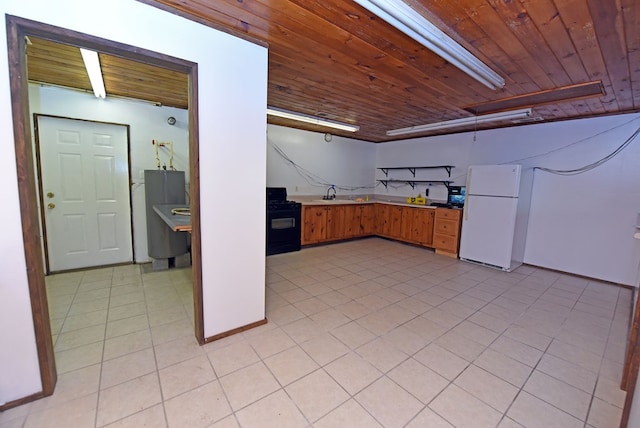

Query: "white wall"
<box><xmin>29</xmin><ymin>85</ymin><xmax>190</xmax><ymax>264</ymax></box>
<box><xmin>630</xmin><ymin>385</ymin><xmax>640</xmax><ymax>428</ymax></box>
<box><xmin>0</xmin><ymin>0</ymin><xmax>267</xmax><ymax>405</ymax></box>
<box><xmin>267</xmin><ymin>125</ymin><xmax>376</xmax><ymax>198</ymax></box>
<box><xmin>376</xmin><ymin>113</ymin><xmax>640</xmax><ymax>286</ymax></box>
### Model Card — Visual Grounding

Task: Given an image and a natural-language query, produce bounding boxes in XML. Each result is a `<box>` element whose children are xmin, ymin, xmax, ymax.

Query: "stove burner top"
<box><xmin>268</xmin><ymin>200</ymin><xmax>301</xmax><ymax>211</ymax></box>
<box><xmin>267</xmin><ymin>187</ymin><xmax>300</xmax><ymax>211</ymax></box>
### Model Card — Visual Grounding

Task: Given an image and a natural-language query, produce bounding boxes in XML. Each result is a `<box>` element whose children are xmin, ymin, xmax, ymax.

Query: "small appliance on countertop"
<box><xmin>406</xmin><ymin>194</ymin><xmax>427</xmax><ymax>205</ymax></box>
<box><xmin>447</xmin><ymin>186</ymin><xmax>466</xmax><ymax>208</ymax></box>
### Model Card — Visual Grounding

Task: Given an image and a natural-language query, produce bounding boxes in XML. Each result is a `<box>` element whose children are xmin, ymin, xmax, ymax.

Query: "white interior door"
<box><xmin>37</xmin><ymin>116</ymin><xmax>133</xmax><ymax>272</ymax></box>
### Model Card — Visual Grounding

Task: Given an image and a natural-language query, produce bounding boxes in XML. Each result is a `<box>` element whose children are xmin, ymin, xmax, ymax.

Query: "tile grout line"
<box><xmin>93</xmin><ymin>267</ymin><xmax>114</xmax><ymax>428</ymax></box>
<box><xmin>500</xmin><ymin>274</ymin><xmax>609</xmax><ymax>427</ymax></box>
<box><xmin>422</xmin><ymin>267</ymin><xmax>539</xmax><ymax>427</ymax></box>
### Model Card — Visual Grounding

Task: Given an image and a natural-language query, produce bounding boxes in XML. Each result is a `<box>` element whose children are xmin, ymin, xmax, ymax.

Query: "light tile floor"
<box><xmin>0</xmin><ymin>237</ymin><xmax>633</xmax><ymax>427</ymax></box>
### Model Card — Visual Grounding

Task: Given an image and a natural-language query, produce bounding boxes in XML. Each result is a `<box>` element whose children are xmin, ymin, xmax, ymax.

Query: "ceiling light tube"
<box><xmin>267</xmin><ymin>107</ymin><xmax>360</xmax><ymax>132</ymax></box>
<box><xmin>386</xmin><ymin>108</ymin><xmax>533</xmax><ymax>136</ymax></box>
<box><xmin>80</xmin><ymin>48</ymin><xmax>106</xmax><ymax>99</ymax></box>
<box><xmin>353</xmin><ymin>0</ymin><xmax>505</xmax><ymax>90</ymax></box>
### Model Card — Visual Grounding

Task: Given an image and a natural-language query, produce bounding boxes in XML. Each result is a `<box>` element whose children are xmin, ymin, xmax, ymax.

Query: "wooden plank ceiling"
<box><xmin>26</xmin><ymin>37</ymin><xmax>189</xmax><ymax>109</ymax></box>
<box><xmin>26</xmin><ymin>0</ymin><xmax>639</xmax><ymax>142</ymax></box>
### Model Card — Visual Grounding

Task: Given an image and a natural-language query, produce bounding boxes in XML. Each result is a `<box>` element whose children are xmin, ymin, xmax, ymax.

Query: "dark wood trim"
<box><xmin>203</xmin><ymin>319</ymin><xmax>269</xmax><ymax>344</ymax></box>
<box><xmin>464</xmin><ymin>81</ymin><xmax>606</xmax><ymax>115</ymax></box>
<box><xmin>32</xmin><ymin>114</ymin><xmax>50</xmax><ymax>274</ymax></box>
<box><xmin>126</xmin><ymin>125</ymin><xmax>135</xmax><ymax>264</ymax></box>
<box><xmin>4</xmin><ymin>14</ymin><xmax>204</xmax><ymax>406</ymax></box>
<box><xmin>379</xmin><ymin>110</ymin><xmax>640</xmax><ymax>143</ymax></box>
<box><xmin>622</xmin><ymin>290</ymin><xmax>639</xmax><ymax>390</ymax></box>
<box><xmin>38</xmin><ymin>261</ymin><xmax>136</xmax><ymax>276</ymax></box>
<box><xmin>621</xmin><ymin>291</ymin><xmax>640</xmax><ymax>427</ymax></box>
<box><xmin>13</xmin><ymin>16</ymin><xmax>194</xmax><ymax>73</ymax></box>
<box><xmin>6</xmin><ymin>15</ymin><xmax>57</xmax><ymax>401</ymax></box>
<box><xmin>0</xmin><ymin>391</ymin><xmax>46</xmax><ymax>412</ymax></box>
<box><xmin>188</xmin><ymin>64</ymin><xmax>204</xmax><ymax>344</ymax></box>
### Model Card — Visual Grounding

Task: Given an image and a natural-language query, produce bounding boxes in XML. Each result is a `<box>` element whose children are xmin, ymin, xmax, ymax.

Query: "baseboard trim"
<box><xmin>0</xmin><ymin>391</ymin><xmax>45</xmax><ymax>412</ymax></box>
<box><xmin>203</xmin><ymin>318</ymin><xmax>268</xmax><ymax>343</ymax></box>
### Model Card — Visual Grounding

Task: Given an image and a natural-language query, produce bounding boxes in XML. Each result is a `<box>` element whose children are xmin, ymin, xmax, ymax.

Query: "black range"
<box><xmin>266</xmin><ymin>187</ymin><xmax>302</xmax><ymax>256</ymax></box>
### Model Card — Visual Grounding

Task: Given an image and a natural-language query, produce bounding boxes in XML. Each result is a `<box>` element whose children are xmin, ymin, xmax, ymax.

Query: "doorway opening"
<box><xmin>6</xmin><ymin>15</ymin><xmax>204</xmax><ymax>400</ymax></box>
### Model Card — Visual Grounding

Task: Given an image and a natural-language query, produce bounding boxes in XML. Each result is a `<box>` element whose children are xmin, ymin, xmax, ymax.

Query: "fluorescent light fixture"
<box><xmin>386</xmin><ymin>108</ymin><xmax>533</xmax><ymax>136</ymax></box>
<box><xmin>79</xmin><ymin>48</ymin><xmax>106</xmax><ymax>99</ymax></box>
<box><xmin>353</xmin><ymin>0</ymin><xmax>505</xmax><ymax>90</ymax></box>
<box><xmin>267</xmin><ymin>107</ymin><xmax>360</xmax><ymax>132</ymax></box>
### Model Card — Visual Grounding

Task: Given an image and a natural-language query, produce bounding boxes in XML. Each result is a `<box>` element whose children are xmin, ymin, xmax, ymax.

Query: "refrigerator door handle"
<box><xmin>464</xmin><ymin>197</ymin><xmax>469</xmax><ymax>221</ymax></box>
<box><xmin>466</xmin><ymin>168</ymin><xmax>472</xmax><ymax>193</ymax></box>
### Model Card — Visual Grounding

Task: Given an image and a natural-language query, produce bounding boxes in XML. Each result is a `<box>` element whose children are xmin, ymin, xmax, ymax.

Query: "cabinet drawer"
<box><xmin>435</xmin><ymin>208</ymin><xmax>461</xmax><ymax>220</ymax></box>
<box><xmin>434</xmin><ymin>218</ymin><xmax>458</xmax><ymax>235</ymax></box>
<box><xmin>433</xmin><ymin>233</ymin><xmax>457</xmax><ymax>252</ymax></box>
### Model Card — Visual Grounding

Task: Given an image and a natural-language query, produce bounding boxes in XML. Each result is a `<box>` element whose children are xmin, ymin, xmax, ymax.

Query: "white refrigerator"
<box><xmin>458</xmin><ymin>164</ymin><xmax>534</xmax><ymax>272</ymax></box>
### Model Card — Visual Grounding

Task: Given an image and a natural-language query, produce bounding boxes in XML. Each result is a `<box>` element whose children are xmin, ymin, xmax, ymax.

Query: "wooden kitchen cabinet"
<box><xmin>343</xmin><ymin>205</ymin><xmax>360</xmax><ymax>238</ymax></box>
<box><xmin>342</xmin><ymin>204</ymin><xmax>375</xmax><ymax>239</ymax></box>
<box><xmin>344</xmin><ymin>204</ymin><xmax>376</xmax><ymax>238</ymax></box>
<box><xmin>374</xmin><ymin>204</ymin><xmax>387</xmax><ymax>236</ymax></box>
<box><xmin>390</xmin><ymin>206</ymin><xmax>403</xmax><ymax>239</ymax></box>
<box><xmin>433</xmin><ymin>208</ymin><xmax>462</xmax><ymax>257</ymax></box>
<box><xmin>303</xmin><ymin>203</ymin><xmax>377</xmax><ymax>245</ymax></box>
<box><xmin>401</xmin><ymin>206</ymin><xmax>435</xmax><ymax>247</ymax></box>
<box><xmin>326</xmin><ymin>205</ymin><xmax>346</xmax><ymax>240</ymax></box>
<box><xmin>360</xmin><ymin>204</ymin><xmax>375</xmax><ymax>236</ymax></box>
<box><xmin>376</xmin><ymin>204</ymin><xmax>403</xmax><ymax>239</ymax></box>
<box><xmin>303</xmin><ymin>203</ymin><xmax>456</xmax><ymax>254</ymax></box>
<box><xmin>302</xmin><ymin>206</ymin><xmax>327</xmax><ymax>245</ymax></box>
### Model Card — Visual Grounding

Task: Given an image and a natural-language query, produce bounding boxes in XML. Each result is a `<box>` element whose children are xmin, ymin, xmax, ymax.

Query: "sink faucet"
<box><xmin>324</xmin><ymin>185</ymin><xmax>336</xmax><ymax>200</ymax></box>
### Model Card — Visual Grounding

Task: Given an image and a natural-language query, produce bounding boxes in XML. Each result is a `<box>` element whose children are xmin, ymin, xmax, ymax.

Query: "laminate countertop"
<box><xmin>296</xmin><ymin>198</ymin><xmax>459</xmax><ymax>210</ymax></box>
<box><xmin>153</xmin><ymin>204</ymin><xmax>191</xmax><ymax>232</ymax></box>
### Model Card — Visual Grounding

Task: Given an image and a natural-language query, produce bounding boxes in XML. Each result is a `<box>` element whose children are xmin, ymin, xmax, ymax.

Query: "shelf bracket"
<box><xmin>444</xmin><ymin>166</ymin><xmax>452</xmax><ymax>177</ymax></box>
<box><xmin>408</xmin><ymin>168</ymin><xmax>416</xmax><ymax>177</ymax></box>
<box><xmin>407</xmin><ymin>181</ymin><xmax>416</xmax><ymax>189</ymax></box>
<box><xmin>380</xmin><ymin>168</ymin><xmax>389</xmax><ymax>177</ymax></box>
<box><xmin>378</xmin><ymin>180</ymin><xmax>389</xmax><ymax>189</ymax></box>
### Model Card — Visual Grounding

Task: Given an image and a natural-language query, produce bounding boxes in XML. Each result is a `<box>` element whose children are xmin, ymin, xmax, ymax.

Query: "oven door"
<box><xmin>266</xmin><ymin>208</ymin><xmax>301</xmax><ymax>255</ymax></box>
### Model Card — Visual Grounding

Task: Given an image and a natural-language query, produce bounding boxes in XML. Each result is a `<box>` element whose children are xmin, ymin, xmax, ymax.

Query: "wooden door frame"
<box><xmin>34</xmin><ymin>114</ymin><xmax>134</xmax><ymax>274</ymax></box>
<box><xmin>5</xmin><ymin>15</ymin><xmax>204</xmax><ymax>402</ymax></box>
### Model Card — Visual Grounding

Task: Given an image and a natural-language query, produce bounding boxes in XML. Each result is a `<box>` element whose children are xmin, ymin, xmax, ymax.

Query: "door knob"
<box><xmin>46</xmin><ymin>192</ymin><xmax>55</xmax><ymax>198</ymax></box>
<box><xmin>47</xmin><ymin>203</ymin><xmax>55</xmax><ymax>209</ymax></box>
